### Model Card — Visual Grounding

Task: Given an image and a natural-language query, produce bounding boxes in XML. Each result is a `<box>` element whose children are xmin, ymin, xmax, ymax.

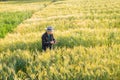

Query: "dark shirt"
<box><xmin>41</xmin><ymin>32</ymin><xmax>55</xmax><ymax>51</ymax></box>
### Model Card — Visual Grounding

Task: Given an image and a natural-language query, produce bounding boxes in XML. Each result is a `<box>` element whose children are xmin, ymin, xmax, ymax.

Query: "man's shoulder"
<box><xmin>42</xmin><ymin>32</ymin><xmax>47</xmax><ymax>37</ymax></box>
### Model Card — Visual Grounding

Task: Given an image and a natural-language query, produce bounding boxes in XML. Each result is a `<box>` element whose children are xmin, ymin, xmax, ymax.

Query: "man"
<box><xmin>41</xmin><ymin>26</ymin><xmax>56</xmax><ymax>51</ymax></box>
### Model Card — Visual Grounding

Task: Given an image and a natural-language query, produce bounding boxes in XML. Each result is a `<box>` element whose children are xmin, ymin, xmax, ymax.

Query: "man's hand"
<box><xmin>50</xmin><ymin>41</ymin><xmax>59</xmax><ymax>44</ymax></box>
<box><xmin>50</xmin><ymin>41</ymin><xmax>55</xmax><ymax>44</ymax></box>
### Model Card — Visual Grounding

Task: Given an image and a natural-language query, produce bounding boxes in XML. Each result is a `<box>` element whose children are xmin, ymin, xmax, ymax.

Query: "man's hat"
<box><xmin>46</xmin><ymin>26</ymin><xmax>54</xmax><ymax>31</ymax></box>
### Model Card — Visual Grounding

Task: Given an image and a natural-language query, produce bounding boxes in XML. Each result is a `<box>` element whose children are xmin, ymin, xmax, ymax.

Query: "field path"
<box><xmin>25</xmin><ymin>13</ymin><xmax>83</xmax><ymax>22</ymax></box>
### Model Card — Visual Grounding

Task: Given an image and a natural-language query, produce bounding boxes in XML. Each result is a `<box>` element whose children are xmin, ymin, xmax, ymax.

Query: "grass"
<box><xmin>0</xmin><ymin>11</ymin><xmax>33</xmax><ymax>38</ymax></box>
<box><xmin>0</xmin><ymin>0</ymin><xmax>51</xmax><ymax>38</ymax></box>
<box><xmin>0</xmin><ymin>0</ymin><xmax>120</xmax><ymax>79</ymax></box>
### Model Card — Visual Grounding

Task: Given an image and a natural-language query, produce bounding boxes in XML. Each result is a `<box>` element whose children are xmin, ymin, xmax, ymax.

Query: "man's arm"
<box><xmin>42</xmin><ymin>35</ymin><xmax>50</xmax><ymax>45</ymax></box>
<box><xmin>52</xmin><ymin>35</ymin><xmax>56</xmax><ymax>44</ymax></box>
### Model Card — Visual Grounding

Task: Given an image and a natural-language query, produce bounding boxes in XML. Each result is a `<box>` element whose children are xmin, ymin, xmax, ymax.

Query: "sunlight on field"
<box><xmin>0</xmin><ymin>0</ymin><xmax>120</xmax><ymax>79</ymax></box>
<box><xmin>0</xmin><ymin>1</ymin><xmax>50</xmax><ymax>12</ymax></box>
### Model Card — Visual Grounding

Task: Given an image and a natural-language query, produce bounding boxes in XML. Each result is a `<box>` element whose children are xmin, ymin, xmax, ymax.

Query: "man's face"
<box><xmin>47</xmin><ymin>31</ymin><xmax>53</xmax><ymax>34</ymax></box>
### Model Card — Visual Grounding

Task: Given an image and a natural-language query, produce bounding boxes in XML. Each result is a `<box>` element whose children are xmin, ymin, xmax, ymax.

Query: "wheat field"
<box><xmin>0</xmin><ymin>0</ymin><xmax>120</xmax><ymax>80</ymax></box>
